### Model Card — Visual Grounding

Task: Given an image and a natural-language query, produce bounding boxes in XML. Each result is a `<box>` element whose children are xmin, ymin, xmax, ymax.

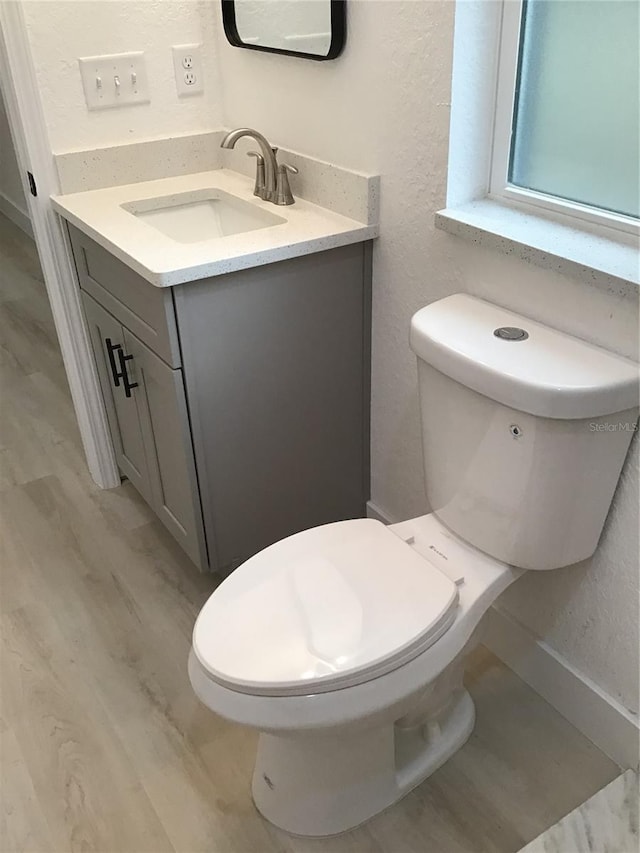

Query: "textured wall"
<box><xmin>22</xmin><ymin>1</ymin><xmax>224</xmax><ymax>152</ymax></box>
<box><xmin>216</xmin><ymin>0</ymin><xmax>639</xmax><ymax>714</ymax></box>
<box><xmin>0</xmin><ymin>88</ymin><xmax>28</xmax><ymax>213</ymax></box>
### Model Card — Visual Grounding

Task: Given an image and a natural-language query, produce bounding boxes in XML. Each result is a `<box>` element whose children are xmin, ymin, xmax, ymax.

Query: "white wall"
<box><xmin>22</xmin><ymin>0</ymin><xmax>224</xmax><ymax>152</ymax></box>
<box><xmin>216</xmin><ymin>0</ymin><xmax>639</xmax><ymax>715</ymax></box>
<box><xmin>0</xmin><ymin>87</ymin><xmax>28</xmax><ymax>214</ymax></box>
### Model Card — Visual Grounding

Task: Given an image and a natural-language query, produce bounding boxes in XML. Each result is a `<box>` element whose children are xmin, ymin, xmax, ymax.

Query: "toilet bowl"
<box><xmin>190</xmin><ymin>294</ymin><xmax>639</xmax><ymax>836</ymax></box>
<box><xmin>190</xmin><ymin>513</ymin><xmax>522</xmax><ymax>835</ymax></box>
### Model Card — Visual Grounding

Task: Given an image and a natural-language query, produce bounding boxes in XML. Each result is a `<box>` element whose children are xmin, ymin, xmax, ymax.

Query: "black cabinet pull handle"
<box><xmin>117</xmin><ymin>349</ymin><xmax>139</xmax><ymax>398</ymax></box>
<box><xmin>105</xmin><ymin>337</ymin><xmax>123</xmax><ymax>387</ymax></box>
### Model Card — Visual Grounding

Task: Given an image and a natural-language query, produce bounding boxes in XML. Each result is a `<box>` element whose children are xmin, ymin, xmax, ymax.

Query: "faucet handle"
<box><xmin>275</xmin><ymin>163</ymin><xmax>298</xmax><ymax>206</ymax></box>
<box><xmin>247</xmin><ymin>150</ymin><xmax>265</xmax><ymax>198</ymax></box>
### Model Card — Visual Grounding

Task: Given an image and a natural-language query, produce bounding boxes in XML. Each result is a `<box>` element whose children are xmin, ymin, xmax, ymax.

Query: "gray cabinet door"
<box><xmin>82</xmin><ymin>291</ymin><xmax>152</xmax><ymax>503</ymax></box>
<box><xmin>122</xmin><ymin>328</ymin><xmax>208</xmax><ymax>571</ymax></box>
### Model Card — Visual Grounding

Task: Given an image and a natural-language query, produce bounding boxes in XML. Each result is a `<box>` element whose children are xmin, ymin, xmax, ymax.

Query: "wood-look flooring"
<box><xmin>0</xmin><ymin>212</ymin><xmax>620</xmax><ymax>852</ymax></box>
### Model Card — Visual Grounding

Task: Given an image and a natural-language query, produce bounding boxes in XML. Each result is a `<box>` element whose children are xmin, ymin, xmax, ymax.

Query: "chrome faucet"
<box><xmin>220</xmin><ymin>128</ymin><xmax>298</xmax><ymax>206</ymax></box>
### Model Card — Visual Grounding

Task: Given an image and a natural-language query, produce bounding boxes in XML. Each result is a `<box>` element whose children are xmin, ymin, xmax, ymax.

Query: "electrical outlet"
<box><xmin>172</xmin><ymin>44</ymin><xmax>203</xmax><ymax>96</ymax></box>
<box><xmin>79</xmin><ymin>52</ymin><xmax>149</xmax><ymax>110</ymax></box>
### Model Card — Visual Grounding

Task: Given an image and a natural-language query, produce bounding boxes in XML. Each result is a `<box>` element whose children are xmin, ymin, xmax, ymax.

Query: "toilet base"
<box><xmin>251</xmin><ymin>688</ymin><xmax>475</xmax><ymax>836</ymax></box>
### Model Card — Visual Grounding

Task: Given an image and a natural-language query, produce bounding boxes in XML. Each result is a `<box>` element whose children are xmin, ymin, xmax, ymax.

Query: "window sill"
<box><xmin>435</xmin><ymin>199</ymin><xmax>639</xmax><ymax>292</ymax></box>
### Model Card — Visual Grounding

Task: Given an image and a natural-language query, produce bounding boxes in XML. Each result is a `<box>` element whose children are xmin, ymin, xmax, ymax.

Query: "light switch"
<box><xmin>79</xmin><ymin>52</ymin><xmax>150</xmax><ymax>111</ymax></box>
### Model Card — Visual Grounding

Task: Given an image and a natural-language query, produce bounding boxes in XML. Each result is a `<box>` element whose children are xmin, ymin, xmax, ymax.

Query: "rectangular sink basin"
<box><xmin>122</xmin><ymin>189</ymin><xmax>286</xmax><ymax>243</ymax></box>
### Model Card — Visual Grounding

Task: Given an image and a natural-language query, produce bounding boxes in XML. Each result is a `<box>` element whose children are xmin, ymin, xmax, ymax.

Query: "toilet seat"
<box><xmin>192</xmin><ymin>519</ymin><xmax>459</xmax><ymax>697</ymax></box>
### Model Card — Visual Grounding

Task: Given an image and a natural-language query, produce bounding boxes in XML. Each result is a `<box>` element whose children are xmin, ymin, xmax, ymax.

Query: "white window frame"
<box><xmin>488</xmin><ymin>0</ymin><xmax>640</xmax><ymax>239</ymax></box>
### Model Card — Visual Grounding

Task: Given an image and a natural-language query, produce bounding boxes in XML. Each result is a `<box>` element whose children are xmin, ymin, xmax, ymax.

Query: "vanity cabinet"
<box><xmin>69</xmin><ymin>223</ymin><xmax>371</xmax><ymax>575</ymax></box>
<box><xmin>82</xmin><ymin>292</ymin><xmax>153</xmax><ymax>504</ymax></box>
<box><xmin>81</xmin><ymin>291</ymin><xmax>208</xmax><ymax>569</ymax></box>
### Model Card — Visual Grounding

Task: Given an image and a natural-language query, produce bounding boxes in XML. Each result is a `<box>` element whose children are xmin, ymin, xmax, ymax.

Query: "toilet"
<box><xmin>189</xmin><ymin>294</ymin><xmax>639</xmax><ymax>837</ymax></box>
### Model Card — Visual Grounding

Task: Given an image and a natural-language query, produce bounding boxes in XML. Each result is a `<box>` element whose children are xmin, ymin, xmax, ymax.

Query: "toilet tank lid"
<box><xmin>410</xmin><ymin>294</ymin><xmax>640</xmax><ymax>419</ymax></box>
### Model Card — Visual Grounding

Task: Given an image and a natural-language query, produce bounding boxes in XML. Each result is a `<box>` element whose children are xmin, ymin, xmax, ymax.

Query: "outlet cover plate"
<box><xmin>172</xmin><ymin>44</ymin><xmax>203</xmax><ymax>96</ymax></box>
<box><xmin>79</xmin><ymin>52</ymin><xmax>149</xmax><ymax>111</ymax></box>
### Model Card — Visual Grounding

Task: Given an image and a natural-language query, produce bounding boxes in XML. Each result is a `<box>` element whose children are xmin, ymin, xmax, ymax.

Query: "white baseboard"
<box><xmin>483</xmin><ymin>606</ymin><xmax>638</xmax><ymax>769</ymax></box>
<box><xmin>0</xmin><ymin>190</ymin><xmax>33</xmax><ymax>239</ymax></box>
<box><xmin>366</xmin><ymin>500</ymin><xmax>393</xmax><ymax>524</ymax></box>
<box><xmin>365</xmin><ymin>500</ymin><xmax>639</xmax><ymax>768</ymax></box>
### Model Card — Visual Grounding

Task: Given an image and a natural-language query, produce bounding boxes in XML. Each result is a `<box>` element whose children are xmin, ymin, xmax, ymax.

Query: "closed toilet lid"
<box><xmin>193</xmin><ymin>519</ymin><xmax>459</xmax><ymax>696</ymax></box>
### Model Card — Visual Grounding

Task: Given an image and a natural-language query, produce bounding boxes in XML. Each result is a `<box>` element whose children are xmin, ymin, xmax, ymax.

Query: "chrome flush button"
<box><xmin>494</xmin><ymin>326</ymin><xmax>529</xmax><ymax>341</ymax></box>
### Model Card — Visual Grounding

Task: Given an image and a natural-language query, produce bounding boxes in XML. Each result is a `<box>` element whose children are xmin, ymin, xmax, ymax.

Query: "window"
<box><xmin>490</xmin><ymin>0</ymin><xmax>639</xmax><ymax>236</ymax></box>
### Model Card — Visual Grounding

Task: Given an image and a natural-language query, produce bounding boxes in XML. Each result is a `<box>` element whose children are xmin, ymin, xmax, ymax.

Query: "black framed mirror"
<box><xmin>222</xmin><ymin>0</ymin><xmax>346</xmax><ymax>61</ymax></box>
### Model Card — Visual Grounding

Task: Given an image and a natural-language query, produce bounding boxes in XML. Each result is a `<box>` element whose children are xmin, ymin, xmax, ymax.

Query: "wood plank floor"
<box><xmin>0</xmin><ymin>212</ymin><xmax>620</xmax><ymax>853</ymax></box>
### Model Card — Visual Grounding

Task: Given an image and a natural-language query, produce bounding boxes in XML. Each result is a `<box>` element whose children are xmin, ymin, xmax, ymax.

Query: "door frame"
<box><xmin>0</xmin><ymin>2</ymin><xmax>119</xmax><ymax>488</ymax></box>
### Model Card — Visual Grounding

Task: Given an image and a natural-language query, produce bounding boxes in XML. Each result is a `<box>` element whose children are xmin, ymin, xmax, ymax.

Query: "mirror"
<box><xmin>222</xmin><ymin>0</ymin><xmax>346</xmax><ymax>61</ymax></box>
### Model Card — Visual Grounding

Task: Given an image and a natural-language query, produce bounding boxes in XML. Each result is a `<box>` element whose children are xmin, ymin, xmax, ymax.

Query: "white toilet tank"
<box><xmin>410</xmin><ymin>295</ymin><xmax>639</xmax><ymax>570</ymax></box>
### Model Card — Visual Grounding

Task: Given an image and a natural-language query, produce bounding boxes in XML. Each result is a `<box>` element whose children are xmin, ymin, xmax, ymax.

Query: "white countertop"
<box><xmin>52</xmin><ymin>169</ymin><xmax>378</xmax><ymax>287</ymax></box>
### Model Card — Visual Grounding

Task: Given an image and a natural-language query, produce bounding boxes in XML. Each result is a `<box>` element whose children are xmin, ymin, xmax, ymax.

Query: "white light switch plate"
<box><xmin>172</xmin><ymin>44</ymin><xmax>203</xmax><ymax>96</ymax></box>
<box><xmin>79</xmin><ymin>52</ymin><xmax>149</xmax><ymax>111</ymax></box>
